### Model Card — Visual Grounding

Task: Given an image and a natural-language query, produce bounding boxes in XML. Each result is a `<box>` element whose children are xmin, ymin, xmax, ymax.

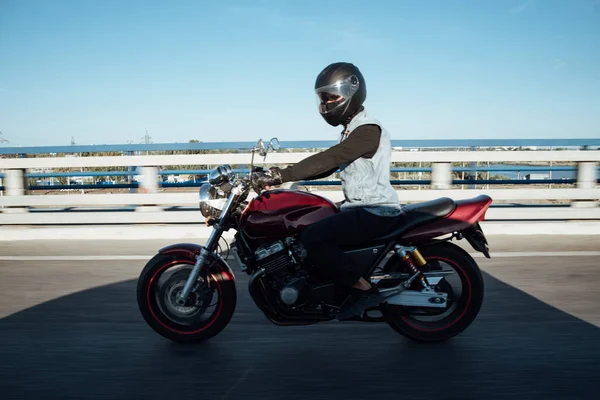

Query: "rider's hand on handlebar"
<box><xmin>251</xmin><ymin>167</ymin><xmax>283</xmax><ymax>193</ymax></box>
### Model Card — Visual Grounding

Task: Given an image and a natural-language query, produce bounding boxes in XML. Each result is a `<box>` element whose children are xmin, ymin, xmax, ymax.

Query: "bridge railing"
<box><xmin>1</xmin><ymin>139</ymin><xmax>599</xmax><ymax>224</ymax></box>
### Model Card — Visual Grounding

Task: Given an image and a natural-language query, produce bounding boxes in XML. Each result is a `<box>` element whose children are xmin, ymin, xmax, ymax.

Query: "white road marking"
<box><xmin>0</xmin><ymin>251</ymin><xmax>599</xmax><ymax>261</ymax></box>
<box><xmin>470</xmin><ymin>251</ymin><xmax>600</xmax><ymax>258</ymax></box>
<box><xmin>0</xmin><ymin>255</ymin><xmax>153</xmax><ymax>261</ymax></box>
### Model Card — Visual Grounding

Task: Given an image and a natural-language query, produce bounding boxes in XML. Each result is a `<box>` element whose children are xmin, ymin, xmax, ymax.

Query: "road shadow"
<box><xmin>1</xmin><ymin>271</ymin><xmax>599</xmax><ymax>400</ymax></box>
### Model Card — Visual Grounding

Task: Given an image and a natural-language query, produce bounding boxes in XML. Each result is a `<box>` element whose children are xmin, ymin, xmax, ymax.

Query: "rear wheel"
<box><xmin>137</xmin><ymin>254</ymin><xmax>237</xmax><ymax>343</ymax></box>
<box><xmin>383</xmin><ymin>241</ymin><xmax>484</xmax><ymax>342</ymax></box>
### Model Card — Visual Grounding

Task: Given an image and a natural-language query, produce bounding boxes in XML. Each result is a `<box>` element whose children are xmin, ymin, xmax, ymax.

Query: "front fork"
<box><xmin>175</xmin><ymin>188</ymin><xmax>240</xmax><ymax>306</ymax></box>
<box><xmin>175</xmin><ymin>227</ymin><xmax>223</xmax><ymax>306</ymax></box>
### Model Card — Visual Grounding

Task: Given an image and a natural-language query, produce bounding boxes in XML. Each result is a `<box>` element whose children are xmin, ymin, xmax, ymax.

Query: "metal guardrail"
<box><xmin>1</xmin><ymin>140</ymin><xmax>599</xmax><ymax>225</ymax></box>
<box><xmin>1</xmin><ymin>149</ymin><xmax>599</xmax><ymax>183</ymax></box>
<box><xmin>0</xmin><ymin>166</ymin><xmax>595</xmax><ymax>179</ymax></box>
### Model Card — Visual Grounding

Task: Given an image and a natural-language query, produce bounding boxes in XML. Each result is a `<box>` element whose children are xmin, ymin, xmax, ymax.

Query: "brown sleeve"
<box><xmin>278</xmin><ymin>124</ymin><xmax>381</xmax><ymax>182</ymax></box>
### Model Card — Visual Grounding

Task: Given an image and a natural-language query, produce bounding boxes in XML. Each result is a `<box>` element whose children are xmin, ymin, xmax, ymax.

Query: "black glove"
<box><xmin>251</xmin><ymin>167</ymin><xmax>283</xmax><ymax>194</ymax></box>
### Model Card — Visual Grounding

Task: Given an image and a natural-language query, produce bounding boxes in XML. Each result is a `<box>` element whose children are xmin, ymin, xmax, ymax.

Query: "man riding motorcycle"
<box><xmin>252</xmin><ymin>62</ymin><xmax>402</xmax><ymax>320</ymax></box>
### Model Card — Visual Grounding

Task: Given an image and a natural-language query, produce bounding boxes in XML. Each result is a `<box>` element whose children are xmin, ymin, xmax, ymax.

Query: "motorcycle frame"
<box><xmin>178</xmin><ymin>202</ymin><xmax>489</xmax><ymax>322</ymax></box>
<box><xmin>175</xmin><ymin>143</ymin><xmax>492</xmax><ymax>312</ymax></box>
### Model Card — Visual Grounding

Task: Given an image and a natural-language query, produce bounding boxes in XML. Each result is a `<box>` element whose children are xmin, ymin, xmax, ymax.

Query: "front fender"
<box><xmin>158</xmin><ymin>243</ymin><xmax>236</xmax><ymax>281</ymax></box>
<box><xmin>159</xmin><ymin>243</ymin><xmax>203</xmax><ymax>259</ymax></box>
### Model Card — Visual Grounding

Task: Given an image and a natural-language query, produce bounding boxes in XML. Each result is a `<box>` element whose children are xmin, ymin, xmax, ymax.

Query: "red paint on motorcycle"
<box><xmin>401</xmin><ymin>195</ymin><xmax>492</xmax><ymax>242</ymax></box>
<box><xmin>240</xmin><ymin>190</ymin><xmax>338</xmax><ymax>239</ymax></box>
<box><xmin>147</xmin><ymin>260</ymin><xmax>224</xmax><ymax>335</ymax></box>
<box><xmin>400</xmin><ymin>256</ymin><xmax>472</xmax><ymax>332</ymax></box>
<box><xmin>159</xmin><ymin>243</ymin><xmax>201</xmax><ymax>259</ymax></box>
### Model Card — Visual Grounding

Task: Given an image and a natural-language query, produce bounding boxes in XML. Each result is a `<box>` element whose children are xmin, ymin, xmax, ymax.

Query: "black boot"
<box><xmin>336</xmin><ymin>286</ymin><xmax>385</xmax><ymax>321</ymax></box>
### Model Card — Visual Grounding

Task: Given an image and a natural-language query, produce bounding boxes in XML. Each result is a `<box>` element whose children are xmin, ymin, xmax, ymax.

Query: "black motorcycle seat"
<box><xmin>402</xmin><ymin>196</ymin><xmax>457</xmax><ymax>221</ymax></box>
<box><xmin>370</xmin><ymin>197</ymin><xmax>457</xmax><ymax>242</ymax></box>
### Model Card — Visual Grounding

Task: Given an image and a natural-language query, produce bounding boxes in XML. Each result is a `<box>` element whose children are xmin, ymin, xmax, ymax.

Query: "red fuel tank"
<box><xmin>239</xmin><ymin>190</ymin><xmax>338</xmax><ymax>239</ymax></box>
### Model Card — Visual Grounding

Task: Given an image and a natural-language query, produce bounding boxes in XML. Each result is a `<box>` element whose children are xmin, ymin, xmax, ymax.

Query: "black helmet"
<box><xmin>314</xmin><ymin>62</ymin><xmax>366</xmax><ymax>127</ymax></box>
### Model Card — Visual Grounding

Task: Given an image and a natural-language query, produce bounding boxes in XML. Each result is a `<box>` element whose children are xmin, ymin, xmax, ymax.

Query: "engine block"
<box><xmin>255</xmin><ymin>241</ymin><xmax>293</xmax><ymax>278</ymax></box>
<box><xmin>249</xmin><ymin>239</ymin><xmax>315</xmax><ymax>307</ymax></box>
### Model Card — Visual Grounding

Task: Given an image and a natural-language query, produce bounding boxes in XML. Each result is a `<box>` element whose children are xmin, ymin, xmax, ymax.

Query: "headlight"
<box><xmin>199</xmin><ymin>183</ymin><xmax>227</xmax><ymax>219</ymax></box>
<box><xmin>209</xmin><ymin>164</ymin><xmax>235</xmax><ymax>186</ymax></box>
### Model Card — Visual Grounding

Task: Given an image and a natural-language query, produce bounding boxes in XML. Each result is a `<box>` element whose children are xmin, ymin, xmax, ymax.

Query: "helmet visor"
<box><xmin>315</xmin><ymin>75</ymin><xmax>360</xmax><ymax>114</ymax></box>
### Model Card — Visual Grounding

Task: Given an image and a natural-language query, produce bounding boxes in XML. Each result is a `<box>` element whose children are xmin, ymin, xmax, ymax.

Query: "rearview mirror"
<box><xmin>255</xmin><ymin>139</ymin><xmax>267</xmax><ymax>157</ymax></box>
<box><xmin>269</xmin><ymin>138</ymin><xmax>280</xmax><ymax>151</ymax></box>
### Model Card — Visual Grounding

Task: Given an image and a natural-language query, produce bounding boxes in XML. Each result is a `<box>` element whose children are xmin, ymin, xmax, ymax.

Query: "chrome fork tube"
<box><xmin>176</xmin><ymin>189</ymin><xmax>239</xmax><ymax>306</ymax></box>
<box><xmin>176</xmin><ymin>228</ymin><xmax>221</xmax><ymax>305</ymax></box>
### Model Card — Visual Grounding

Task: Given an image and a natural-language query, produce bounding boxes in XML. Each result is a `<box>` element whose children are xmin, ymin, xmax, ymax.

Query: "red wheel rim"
<box><xmin>146</xmin><ymin>260</ymin><xmax>229</xmax><ymax>335</ymax></box>
<box><xmin>399</xmin><ymin>256</ymin><xmax>472</xmax><ymax>333</ymax></box>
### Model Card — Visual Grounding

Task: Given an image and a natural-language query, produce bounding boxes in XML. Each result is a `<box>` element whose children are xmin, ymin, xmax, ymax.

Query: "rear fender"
<box><xmin>158</xmin><ymin>243</ymin><xmax>236</xmax><ymax>281</ymax></box>
<box><xmin>460</xmin><ymin>222</ymin><xmax>491</xmax><ymax>258</ymax></box>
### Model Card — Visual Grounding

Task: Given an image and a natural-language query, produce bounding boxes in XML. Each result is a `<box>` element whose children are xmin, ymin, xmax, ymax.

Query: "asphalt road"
<box><xmin>1</xmin><ymin>235</ymin><xmax>600</xmax><ymax>400</ymax></box>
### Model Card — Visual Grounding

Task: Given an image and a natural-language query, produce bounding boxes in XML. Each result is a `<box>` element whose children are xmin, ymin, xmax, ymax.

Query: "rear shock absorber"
<box><xmin>394</xmin><ymin>245</ymin><xmax>428</xmax><ymax>289</ymax></box>
<box><xmin>410</xmin><ymin>248</ymin><xmax>428</xmax><ymax>268</ymax></box>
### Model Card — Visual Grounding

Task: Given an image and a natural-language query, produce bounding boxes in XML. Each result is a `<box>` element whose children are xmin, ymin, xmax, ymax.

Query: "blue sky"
<box><xmin>1</xmin><ymin>0</ymin><xmax>599</xmax><ymax>146</ymax></box>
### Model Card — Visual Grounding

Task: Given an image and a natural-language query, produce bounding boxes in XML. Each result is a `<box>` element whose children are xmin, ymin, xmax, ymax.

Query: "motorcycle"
<box><xmin>136</xmin><ymin>138</ymin><xmax>493</xmax><ymax>343</ymax></box>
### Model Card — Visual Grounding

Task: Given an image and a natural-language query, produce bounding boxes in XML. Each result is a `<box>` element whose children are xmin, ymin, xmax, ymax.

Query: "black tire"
<box><xmin>383</xmin><ymin>241</ymin><xmax>484</xmax><ymax>342</ymax></box>
<box><xmin>137</xmin><ymin>253</ymin><xmax>237</xmax><ymax>343</ymax></box>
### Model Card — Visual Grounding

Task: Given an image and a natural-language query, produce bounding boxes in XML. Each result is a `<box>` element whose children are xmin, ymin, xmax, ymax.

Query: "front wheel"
<box><xmin>137</xmin><ymin>253</ymin><xmax>237</xmax><ymax>343</ymax></box>
<box><xmin>383</xmin><ymin>241</ymin><xmax>484</xmax><ymax>342</ymax></box>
